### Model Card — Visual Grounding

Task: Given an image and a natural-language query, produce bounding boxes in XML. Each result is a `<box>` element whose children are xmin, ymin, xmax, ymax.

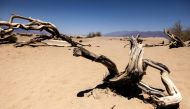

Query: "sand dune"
<box><xmin>0</xmin><ymin>37</ymin><xmax>190</xmax><ymax>109</ymax></box>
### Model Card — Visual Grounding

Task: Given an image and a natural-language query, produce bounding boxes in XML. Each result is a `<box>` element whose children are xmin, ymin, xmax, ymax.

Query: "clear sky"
<box><xmin>0</xmin><ymin>0</ymin><xmax>190</xmax><ymax>35</ymax></box>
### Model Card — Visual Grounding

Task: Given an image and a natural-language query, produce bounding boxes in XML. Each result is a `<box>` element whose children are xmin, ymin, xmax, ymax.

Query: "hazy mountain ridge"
<box><xmin>104</xmin><ymin>31</ymin><xmax>167</xmax><ymax>38</ymax></box>
<box><xmin>13</xmin><ymin>29</ymin><xmax>167</xmax><ymax>38</ymax></box>
<box><xmin>13</xmin><ymin>28</ymin><xmax>49</xmax><ymax>35</ymax></box>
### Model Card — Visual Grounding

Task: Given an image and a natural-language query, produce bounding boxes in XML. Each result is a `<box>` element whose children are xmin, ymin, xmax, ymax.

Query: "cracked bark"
<box><xmin>73</xmin><ymin>35</ymin><xmax>182</xmax><ymax>107</ymax></box>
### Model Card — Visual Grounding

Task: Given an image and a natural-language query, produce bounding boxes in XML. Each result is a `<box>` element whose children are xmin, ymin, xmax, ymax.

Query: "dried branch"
<box><xmin>164</xmin><ymin>29</ymin><xmax>185</xmax><ymax>48</ymax></box>
<box><xmin>73</xmin><ymin>35</ymin><xmax>182</xmax><ymax>108</ymax></box>
<box><xmin>144</xmin><ymin>43</ymin><xmax>169</xmax><ymax>47</ymax></box>
<box><xmin>73</xmin><ymin>47</ymin><xmax>119</xmax><ymax>81</ymax></box>
<box><xmin>0</xmin><ymin>15</ymin><xmax>89</xmax><ymax>47</ymax></box>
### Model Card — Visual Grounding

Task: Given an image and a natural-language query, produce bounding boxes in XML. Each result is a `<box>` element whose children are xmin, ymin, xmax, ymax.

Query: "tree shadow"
<box><xmin>77</xmin><ymin>82</ymin><xmax>143</xmax><ymax>100</ymax></box>
<box><xmin>77</xmin><ymin>82</ymin><xmax>179</xmax><ymax>109</ymax></box>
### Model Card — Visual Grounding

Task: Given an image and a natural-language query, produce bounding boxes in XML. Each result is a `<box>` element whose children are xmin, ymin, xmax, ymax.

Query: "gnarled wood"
<box><xmin>109</xmin><ymin>36</ymin><xmax>144</xmax><ymax>83</ymax></box>
<box><xmin>164</xmin><ymin>29</ymin><xmax>185</xmax><ymax>48</ymax></box>
<box><xmin>73</xmin><ymin>47</ymin><xmax>119</xmax><ymax>81</ymax></box>
<box><xmin>73</xmin><ymin>35</ymin><xmax>182</xmax><ymax>108</ymax></box>
<box><xmin>0</xmin><ymin>15</ymin><xmax>89</xmax><ymax>47</ymax></box>
<box><xmin>137</xmin><ymin>82</ymin><xmax>166</xmax><ymax>97</ymax></box>
<box><xmin>152</xmin><ymin>72</ymin><xmax>182</xmax><ymax>106</ymax></box>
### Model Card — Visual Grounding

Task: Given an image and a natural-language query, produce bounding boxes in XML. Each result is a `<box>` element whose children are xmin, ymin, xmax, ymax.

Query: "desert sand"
<box><xmin>0</xmin><ymin>36</ymin><xmax>190</xmax><ymax>109</ymax></box>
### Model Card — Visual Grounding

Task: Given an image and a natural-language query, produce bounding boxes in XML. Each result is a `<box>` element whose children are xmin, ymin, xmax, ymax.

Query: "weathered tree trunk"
<box><xmin>109</xmin><ymin>35</ymin><xmax>144</xmax><ymax>83</ymax></box>
<box><xmin>73</xmin><ymin>35</ymin><xmax>182</xmax><ymax>108</ymax></box>
<box><xmin>0</xmin><ymin>15</ymin><xmax>89</xmax><ymax>47</ymax></box>
<box><xmin>73</xmin><ymin>47</ymin><xmax>119</xmax><ymax>81</ymax></box>
<box><xmin>164</xmin><ymin>29</ymin><xmax>185</xmax><ymax>48</ymax></box>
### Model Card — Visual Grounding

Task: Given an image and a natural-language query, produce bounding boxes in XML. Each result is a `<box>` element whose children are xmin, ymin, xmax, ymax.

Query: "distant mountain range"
<box><xmin>13</xmin><ymin>28</ymin><xmax>49</xmax><ymax>35</ymax></box>
<box><xmin>104</xmin><ymin>31</ymin><xmax>168</xmax><ymax>38</ymax></box>
<box><xmin>13</xmin><ymin>28</ymin><xmax>167</xmax><ymax>38</ymax></box>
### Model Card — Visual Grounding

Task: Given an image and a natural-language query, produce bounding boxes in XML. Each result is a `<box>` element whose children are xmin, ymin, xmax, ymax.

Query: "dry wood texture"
<box><xmin>73</xmin><ymin>35</ymin><xmax>182</xmax><ymax>108</ymax></box>
<box><xmin>164</xmin><ymin>29</ymin><xmax>185</xmax><ymax>48</ymax></box>
<box><xmin>0</xmin><ymin>15</ymin><xmax>89</xmax><ymax>47</ymax></box>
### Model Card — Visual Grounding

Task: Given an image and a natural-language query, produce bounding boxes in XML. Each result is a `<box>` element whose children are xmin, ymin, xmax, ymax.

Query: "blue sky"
<box><xmin>0</xmin><ymin>0</ymin><xmax>190</xmax><ymax>35</ymax></box>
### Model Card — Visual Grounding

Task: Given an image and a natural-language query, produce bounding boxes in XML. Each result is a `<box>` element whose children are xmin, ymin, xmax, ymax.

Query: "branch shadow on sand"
<box><xmin>77</xmin><ymin>82</ymin><xmax>179</xmax><ymax>109</ymax></box>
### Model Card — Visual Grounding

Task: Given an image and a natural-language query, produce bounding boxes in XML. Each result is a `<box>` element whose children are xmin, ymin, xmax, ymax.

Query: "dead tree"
<box><xmin>144</xmin><ymin>41</ymin><xmax>169</xmax><ymax>47</ymax></box>
<box><xmin>0</xmin><ymin>15</ymin><xmax>89</xmax><ymax>47</ymax></box>
<box><xmin>164</xmin><ymin>29</ymin><xmax>185</xmax><ymax>48</ymax></box>
<box><xmin>73</xmin><ymin>35</ymin><xmax>182</xmax><ymax>108</ymax></box>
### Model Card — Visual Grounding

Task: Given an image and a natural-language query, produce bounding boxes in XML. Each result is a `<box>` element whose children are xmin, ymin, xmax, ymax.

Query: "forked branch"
<box><xmin>0</xmin><ymin>15</ymin><xmax>89</xmax><ymax>47</ymax></box>
<box><xmin>73</xmin><ymin>35</ymin><xmax>182</xmax><ymax>108</ymax></box>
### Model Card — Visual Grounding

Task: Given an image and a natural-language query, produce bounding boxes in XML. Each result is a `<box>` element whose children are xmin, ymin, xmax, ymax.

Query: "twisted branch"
<box><xmin>0</xmin><ymin>15</ymin><xmax>89</xmax><ymax>47</ymax></box>
<box><xmin>164</xmin><ymin>29</ymin><xmax>185</xmax><ymax>48</ymax></box>
<box><xmin>73</xmin><ymin>35</ymin><xmax>182</xmax><ymax>108</ymax></box>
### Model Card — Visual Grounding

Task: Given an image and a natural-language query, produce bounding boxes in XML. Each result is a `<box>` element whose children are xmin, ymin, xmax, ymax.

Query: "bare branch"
<box><xmin>0</xmin><ymin>15</ymin><xmax>88</xmax><ymax>47</ymax></box>
<box><xmin>73</xmin><ymin>35</ymin><xmax>182</xmax><ymax>107</ymax></box>
<box><xmin>73</xmin><ymin>47</ymin><xmax>119</xmax><ymax>81</ymax></box>
<box><xmin>164</xmin><ymin>29</ymin><xmax>186</xmax><ymax>48</ymax></box>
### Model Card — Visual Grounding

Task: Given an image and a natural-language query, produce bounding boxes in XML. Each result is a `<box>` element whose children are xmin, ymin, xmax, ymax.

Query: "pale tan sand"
<box><xmin>0</xmin><ymin>36</ymin><xmax>190</xmax><ymax>109</ymax></box>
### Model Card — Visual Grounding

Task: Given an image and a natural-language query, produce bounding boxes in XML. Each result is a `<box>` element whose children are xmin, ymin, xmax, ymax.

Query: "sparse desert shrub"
<box><xmin>76</xmin><ymin>36</ymin><xmax>82</xmax><ymax>39</ymax></box>
<box><xmin>86</xmin><ymin>32</ymin><xmax>102</xmax><ymax>38</ymax></box>
<box><xmin>170</xmin><ymin>21</ymin><xmax>183</xmax><ymax>38</ymax></box>
<box><xmin>96</xmin><ymin>32</ymin><xmax>102</xmax><ymax>37</ymax></box>
<box><xmin>169</xmin><ymin>21</ymin><xmax>190</xmax><ymax>41</ymax></box>
<box><xmin>183</xmin><ymin>28</ymin><xmax>190</xmax><ymax>41</ymax></box>
<box><xmin>79</xmin><ymin>40</ymin><xmax>83</xmax><ymax>43</ymax></box>
<box><xmin>86</xmin><ymin>32</ymin><xmax>95</xmax><ymax>38</ymax></box>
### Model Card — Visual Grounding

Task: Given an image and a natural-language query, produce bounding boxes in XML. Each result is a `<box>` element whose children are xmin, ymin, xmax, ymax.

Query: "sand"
<box><xmin>0</xmin><ymin>36</ymin><xmax>190</xmax><ymax>109</ymax></box>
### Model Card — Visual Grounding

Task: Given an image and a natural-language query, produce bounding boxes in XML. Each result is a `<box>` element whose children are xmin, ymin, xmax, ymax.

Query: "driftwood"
<box><xmin>0</xmin><ymin>15</ymin><xmax>90</xmax><ymax>47</ymax></box>
<box><xmin>144</xmin><ymin>44</ymin><xmax>168</xmax><ymax>47</ymax></box>
<box><xmin>143</xmin><ymin>40</ymin><xmax>168</xmax><ymax>47</ymax></box>
<box><xmin>164</xmin><ymin>29</ymin><xmax>185</xmax><ymax>48</ymax></box>
<box><xmin>0</xmin><ymin>34</ymin><xmax>17</xmax><ymax>44</ymax></box>
<box><xmin>73</xmin><ymin>35</ymin><xmax>182</xmax><ymax>108</ymax></box>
